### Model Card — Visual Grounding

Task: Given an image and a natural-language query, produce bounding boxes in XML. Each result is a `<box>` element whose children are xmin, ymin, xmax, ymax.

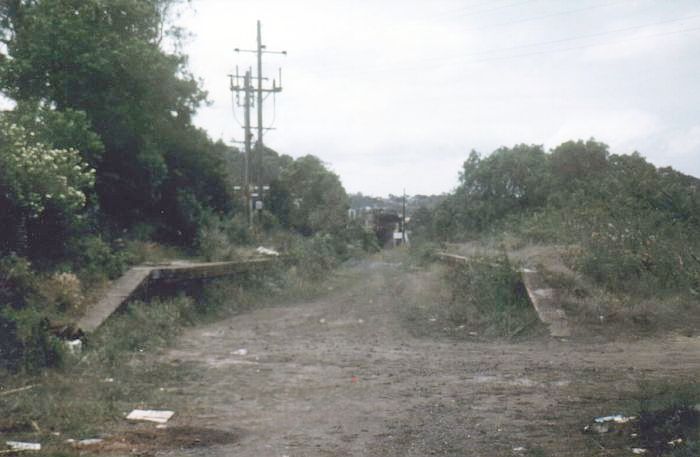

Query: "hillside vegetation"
<box><xmin>413</xmin><ymin>140</ymin><xmax>699</xmax><ymax>315</ymax></box>
<box><xmin>0</xmin><ymin>0</ymin><xmax>371</xmax><ymax>372</ymax></box>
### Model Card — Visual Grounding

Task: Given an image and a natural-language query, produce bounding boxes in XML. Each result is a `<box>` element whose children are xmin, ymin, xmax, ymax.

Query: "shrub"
<box><xmin>67</xmin><ymin>235</ymin><xmax>128</xmax><ymax>282</ymax></box>
<box><xmin>0</xmin><ymin>254</ymin><xmax>37</xmax><ymax>309</ymax></box>
<box><xmin>443</xmin><ymin>254</ymin><xmax>535</xmax><ymax>337</ymax></box>
<box><xmin>196</xmin><ymin>214</ymin><xmax>250</xmax><ymax>261</ymax></box>
<box><xmin>0</xmin><ymin>308</ymin><xmax>62</xmax><ymax>372</ymax></box>
<box><xmin>38</xmin><ymin>272</ymin><xmax>84</xmax><ymax>314</ymax></box>
<box><xmin>0</xmin><ymin>118</ymin><xmax>95</xmax><ymax>258</ymax></box>
<box><xmin>290</xmin><ymin>233</ymin><xmax>339</xmax><ymax>281</ymax></box>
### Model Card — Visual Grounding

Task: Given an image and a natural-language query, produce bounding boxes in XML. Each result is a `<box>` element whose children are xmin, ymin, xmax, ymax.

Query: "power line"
<box><xmin>317</xmin><ymin>11</ymin><xmax>700</xmax><ymax>78</ymax></box>
<box><xmin>231</xmin><ymin>20</ymin><xmax>286</xmax><ymax>226</ymax></box>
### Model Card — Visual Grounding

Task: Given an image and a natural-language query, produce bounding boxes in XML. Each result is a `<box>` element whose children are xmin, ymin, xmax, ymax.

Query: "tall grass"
<box><xmin>443</xmin><ymin>254</ymin><xmax>540</xmax><ymax>338</ymax></box>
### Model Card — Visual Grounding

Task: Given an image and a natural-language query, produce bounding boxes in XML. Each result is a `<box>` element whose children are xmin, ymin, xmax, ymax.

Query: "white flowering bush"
<box><xmin>0</xmin><ymin>119</ymin><xmax>95</xmax><ymax>220</ymax></box>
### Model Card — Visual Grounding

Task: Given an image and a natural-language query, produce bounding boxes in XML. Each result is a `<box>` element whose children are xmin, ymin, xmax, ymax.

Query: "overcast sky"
<box><xmin>180</xmin><ymin>0</ymin><xmax>700</xmax><ymax>196</ymax></box>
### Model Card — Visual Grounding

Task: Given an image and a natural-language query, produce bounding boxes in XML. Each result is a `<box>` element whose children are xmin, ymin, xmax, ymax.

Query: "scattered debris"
<box><xmin>64</xmin><ymin>339</ymin><xmax>82</xmax><ymax>355</ymax></box>
<box><xmin>584</xmin><ymin>423</ymin><xmax>611</xmax><ymax>434</ymax></box>
<box><xmin>595</xmin><ymin>414</ymin><xmax>635</xmax><ymax>424</ymax></box>
<box><xmin>584</xmin><ymin>415</ymin><xmax>636</xmax><ymax>434</ymax></box>
<box><xmin>126</xmin><ymin>409</ymin><xmax>174</xmax><ymax>424</ymax></box>
<box><xmin>668</xmin><ymin>438</ymin><xmax>683</xmax><ymax>447</ymax></box>
<box><xmin>319</xmin><ymin>318</ymin><xmax>326</xmax><ymax>324</ymax></box>
<box><xmin>631</xmin><ymin>448</ymin><xmax>647</xmax><ymax>454</ymax></box>
<box><xmin>77</xmin><ymin>438</ymin><xmax>104</xmax><ymax>447</ymax></box>
<box><xmin>103</xmin><ymin>378</ymin><xmax>114</xmax><ymax>383</ymax></box>
<box><xmin>5</xmin><ymin>441</ymin><xmax>41</xmax><ymax>451</ymax></box>
<box><xmin>0</xmin><ymin>385</ymin><xmax>34</xmax><ymax>397</ymax></box>
<box><xmin>256</xmin><ymin>246</ymin><xmax>280</xmax><ymax>256</ymax></box>
<box><xmin>357</xmin><ymin>318</ymin><xmax>364</xmax><ymax>324</ymax></box>
<box><xmin>232</xmin><ymin>348</ymin><xmax>248</xmax><ymax>356</ymax></box>
<box><xmin>428</xmin><ymin>318</ymin><xmax>437</xmax><ymax>322</ymax></box>
<box><xmin>512</xmin><ymin>446</ymin><xmax>527</xmax><ymax>452</ymax></box>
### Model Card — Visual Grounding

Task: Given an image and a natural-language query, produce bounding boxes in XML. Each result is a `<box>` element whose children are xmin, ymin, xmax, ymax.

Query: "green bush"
<box><xmin>0</xmin><ymin>254</ymin><xmax>37</xmax><ymax>309</ymax></box>
<box><xmin>196</xmin><ymin>213</ymin><xmax>250</xmax><ymax>261</ymax></box>
<box><xmin>67</xmin><ymin>235</ymin><xmax>128</xmax><ymax>282</ymax></box>
<box><xmin>0</xmin><ymin>118</ymin><xmax>95</xmax><ymax>259</ymax></box>
<box><xmin>290</xmin><ymin>233</ymin><xmax>340</xmax><ymax>281</ymax></box>
<box><xmin>443</xmin><ymin>255</ymin><xmax>535</xmax><ymax>337</ymax></box>
<box><xmin>0</xmin><ymin>308</ymin><xmax>62</xmax><ymax>372</ymax></box>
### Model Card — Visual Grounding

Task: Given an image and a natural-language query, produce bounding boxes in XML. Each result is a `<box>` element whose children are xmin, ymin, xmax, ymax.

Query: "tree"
<box><xmin>0</xmin><ymin>117</ymin><xmax>95</xmax><ymax>258</ymax></box>
<box><xmin>0</xmin><ymin>0</ymin><xmax>206</xmax><ymax>228</ymax></box>
<box><xmin>269</xmin><ymin>155</ymin><xmax>349</xmax><ymax>235</ymax></box>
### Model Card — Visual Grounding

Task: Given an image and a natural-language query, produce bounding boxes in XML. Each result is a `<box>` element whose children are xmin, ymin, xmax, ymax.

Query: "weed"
<box><xmin>443</xmin><ymin>254</ymin><xmax>540</xmax><ymax>338</ymax></box>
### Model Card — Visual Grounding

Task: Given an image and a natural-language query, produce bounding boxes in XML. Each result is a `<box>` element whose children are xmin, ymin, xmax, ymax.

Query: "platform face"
<box><xmin>436</xmin><ymin>251</ymin><xmax>570</xmax><ymax>337</ymax></box>
<box><xmin>76</xmin><ymin>258</ymin><xmax>279</xmax><ymax>333</ymax></box>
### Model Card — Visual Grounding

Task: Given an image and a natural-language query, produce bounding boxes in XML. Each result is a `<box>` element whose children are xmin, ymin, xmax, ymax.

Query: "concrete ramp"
<box><xmin>519</xmin><ymin>269</ymin><xmax>570</xmax><ymax>337</ymax></box>
<box><xmin>78</xmin><ymin>267</ymin><xmax>152</xmax><ymax>333</ymax></box>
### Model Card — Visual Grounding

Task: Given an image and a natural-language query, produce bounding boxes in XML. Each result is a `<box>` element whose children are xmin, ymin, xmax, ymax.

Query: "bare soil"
<box><xmin>115</xmin><ymin>255</ymin><xmax>699</xmax><ymax>456</ymax></box>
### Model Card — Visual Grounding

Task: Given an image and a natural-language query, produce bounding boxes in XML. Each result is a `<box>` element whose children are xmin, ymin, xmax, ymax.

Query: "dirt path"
<box><xmin>147</xmin><ymin>257</ymin><xmax>700</xmax><ymax>457</ymax></box>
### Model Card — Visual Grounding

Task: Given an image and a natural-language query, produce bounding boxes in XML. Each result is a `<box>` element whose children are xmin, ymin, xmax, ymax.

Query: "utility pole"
<box><xmin>402</xmin><ymin>189</ymin><xmax>407</xmax><ymax>245</ymax></box>
<box><xmin>256</xmin><ymin>21</ymin><xmax>264</xmax><ymax>190</ymax></box>
<box><xmin>235</xmin><ymin>20</ymin><xmax>286</xmax><ymax>214</ymax></box>
<box><xmin>243</xmin><ymin>70</ymin><xmax>253</xmax><ymax>228</ymax></box>
<box><xmin>229</xmin><ymin>68</ymin><xmax>255</xmax><ymax>227</ymax></box>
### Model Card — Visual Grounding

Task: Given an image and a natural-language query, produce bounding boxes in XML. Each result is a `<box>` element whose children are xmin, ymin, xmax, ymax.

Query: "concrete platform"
<box><xmin>77</xmin><ymin>258</ymin><xmax>280</xmax><ymax>333</ymax></box>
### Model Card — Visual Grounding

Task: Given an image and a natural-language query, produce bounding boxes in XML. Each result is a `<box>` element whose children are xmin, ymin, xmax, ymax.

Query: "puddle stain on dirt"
<box><xmin>79</xmin><ymin>426</ymin><xmax>242</xmax><ymax>454</ymax></box>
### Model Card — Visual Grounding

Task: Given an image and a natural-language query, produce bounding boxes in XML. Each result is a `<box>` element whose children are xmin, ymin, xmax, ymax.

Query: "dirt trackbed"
<box><xmin>133</xmin><ymin>257</ymin><xmax>700</xmax><ymax>457</ymax></box>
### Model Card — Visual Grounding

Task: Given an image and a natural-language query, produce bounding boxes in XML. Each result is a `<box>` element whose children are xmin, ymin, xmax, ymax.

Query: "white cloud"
<box><xmin>182</xmin><ymin>0</ymin><xmax>700</xmax><ymax>195</ymax></box>
<box><xmin>547</xmin><ymin>110</ymin><xmax>662</xmax><ymax>152</ymax></box>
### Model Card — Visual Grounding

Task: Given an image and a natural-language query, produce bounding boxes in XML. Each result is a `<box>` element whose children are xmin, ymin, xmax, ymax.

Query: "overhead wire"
<box><xmin>315</xmin><ymin>11</ymin><xmax>700</xmax><ymax>79</ymax></box>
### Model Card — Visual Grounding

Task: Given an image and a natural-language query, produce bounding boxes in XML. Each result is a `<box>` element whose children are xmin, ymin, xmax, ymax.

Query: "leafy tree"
<box><xmin>0</xmin><ymin>0</ymin><xmax>205</xmax><ymax>228</ymax></box>
<box><xmin>0</xmin><ymin>118</ymin><xmax>95</xmax><ymax>258</ymax></box>
<box><xmin>269</xmin><ymin>155</ymin><xmax>348</xmax><ymax>235</ymax></box>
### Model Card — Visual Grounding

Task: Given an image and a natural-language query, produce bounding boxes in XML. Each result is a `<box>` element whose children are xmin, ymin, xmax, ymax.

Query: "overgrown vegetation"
<box><xmin>0</xmin><ymin>0</ymin><xmax>378</xmax><ymax>372</ymax></box>
<box><xmin>443</xmin><ymin>255</ymin><xmax>542</xmax><ymax>338</ymax></box>
<box><xmin>411</xmin><ymin>140</ymin><xmax>700</xmax><ymax>331</ymax></box>
<box><xmin>0</xmin><ymin>254</ymin><xmax>347</xmax><ymax>451</ymax></box>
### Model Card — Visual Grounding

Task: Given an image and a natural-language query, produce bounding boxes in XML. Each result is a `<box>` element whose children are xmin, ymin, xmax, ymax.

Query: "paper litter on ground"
<box><xmin>126</xmin><ymin>409</ymin><xmax>174</xmax><ymax>424</ymax></box>
<box><xmin>6</xmin><ymin>441</ymin><xmax>41</xmax><ymax>451</ymax></box>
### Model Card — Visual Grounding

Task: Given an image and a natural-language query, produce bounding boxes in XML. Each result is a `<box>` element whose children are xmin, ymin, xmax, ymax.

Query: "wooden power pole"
<box><xmin>234</xmin><ymin>20</ymin><xmax>285</xmax><ymax>219</ymax></box>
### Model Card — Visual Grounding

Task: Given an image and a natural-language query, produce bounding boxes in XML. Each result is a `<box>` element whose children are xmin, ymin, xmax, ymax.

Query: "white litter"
<box><xmin>233</xmin><ymin>348</ymin><xmax>248</xmax><ymax>356</ymax></box>
<box><xmin>6</xmin><ymin>441</ymin><xmax>41</xmax><ymax>451</ymax></box>
<box><xmin>513</xmin><ymin>446</ymin><xmax>527</xmax><ymax>452</ymax></box>
<box><xmin>256</xmin><ymin>247</ymin><xmax>280</xmax><ymax>256</ymax></box>
<box><xmin>632</xmin><ymin>448</ymin><xmax>647</xmax><ymax>454</ymax></box>
<box><xmin>319</xmin><ymin>318</ymin><xmax>326</xmax><ymax>324</ymax></box>
<box><xmin>594</xmin><ymin>414</ymin><xmax>635</xmax><ymax>424</ymax></box>
<box><xmin>668</xmin><ymin>438</ymin><xmax>683</xmax><ymax>447</ymax></box>
<box><xmin>77</xmin><ymin>439</ymin><xmax>103</xmax><ymax>446</ymax></box>
<box><xmin>357</xmin><ymin>318</ymin><xmax>364</xmax><ymax>324</ymax></box>
<box><xmin>65</xmin><ymin>339</ymin><xmax>82</xmax><ymax>355</ymax></box>
<box><xmin>429</xmin><ymin>318</ymin><xmax>437</xmax><ymax>322</ymax></box>
<box><xmin>126</xmin><ymin>409</ymin><xmax>174</xmax><ymax>424</ymax></box>
<box><xmin>103</xmin><ymin>378</ymin><xmax>114</xmax><ymax>383</ymax></box>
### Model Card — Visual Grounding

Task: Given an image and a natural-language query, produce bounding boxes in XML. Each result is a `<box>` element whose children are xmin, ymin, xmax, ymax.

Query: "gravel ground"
<box><xmin>128</xmin><ymin>257</ymin><xmax>700</xmax><ymax>457</ymax></box>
